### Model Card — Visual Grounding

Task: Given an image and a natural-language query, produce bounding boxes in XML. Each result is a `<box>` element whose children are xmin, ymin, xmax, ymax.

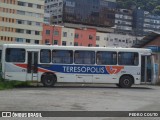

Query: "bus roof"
<box><xmin>1</xmin><ymin>44</ymin><xmax>151</xmax><ymax>54</ymax></box>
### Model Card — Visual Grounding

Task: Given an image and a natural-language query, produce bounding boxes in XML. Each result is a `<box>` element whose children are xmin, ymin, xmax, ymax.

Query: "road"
<box><xmin>0</xmin><ymin>84</ymin><xmax>160</xmax><ymax>120</ymax></box>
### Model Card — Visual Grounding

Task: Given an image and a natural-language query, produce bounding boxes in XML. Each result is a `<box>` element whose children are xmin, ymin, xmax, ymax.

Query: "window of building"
<box><xmin>62</xmin><ymin>41</ymin><xmax>66</xmax><ymax>46</ymax></box>
<box><xmin>52</xmin><ymin>50</ymin><xmax>73</xmax><ymax>64</ymax></box>
<box><xmin>17</xmin><ymin>19</ymin><xmax>24</xmax><ymax>24</ymax></box>
<box><xmin>45</xmin><ymin>39</ymin><xmax>49</xmax><ymax>44</ymax></box>
<box><xmin>63</xmin><ymin>32</ymin><xmax>67</xmax><ymax>37</ymax></box>
<box><xmin>89</xmin><ymin>35</ymin><xmax>93</xmax><ymax>40</ymax></box>
<box><xmin>58</xmin><ymin>15</ymin><xmax>62</xmax><ymax>18</ymax></box>
<box><xmin>35</xmin><ymin>40</ymin><xmax>39</xmax><ymax>44</ymax></box>
<box><xmin>1</xmin><ymin>36</ymin><xmax>3</xmax><ymax>40</ymax></box>
<box><xmin>96</xmin><ymin>36</ymin><xmax>100</xmax><ymax>40</ymax></box>
<box><xmin>110</xmin><ymin>39</ymin><xmax>113</xmax><ymax>42</ymax></box>
<box><xmin>88</xmin><ymin>44</ymin><xmax>92</xmax><ymax>47</ymax></box>
<box><xmin>26</xmin><ymin>30</ymin><xmax>31</xmax><ymax>34</ymax></box>
<box><xmin>54</xmin><ymin>30</ymin><xmax>59</xmax><ymax>35</ymax></box>
<box><xmin>96</xmin><ymin>51</ymin><xmax>117</xmax><ymax>65</ymax></box>
<box><xmin>74</xmin><ymin>42</ymin><xmax>78</xmax><ymax>46</ymax></box>
<box><xmin>53</xmin><ymin>40</ymin><xmax>58</xmax><ymax>45</ymax></box>
<box><xmin>36</xmin><ymin>22</ymin><xmax>41</xmax><ymax>26</ymax></box>
<box><xmin>12</xmin><ymin>19</ymin><xmax>14</xmax><ymax>23</ymax></box>
<box><xmin>16</xmin><ymin>38</ymin><xmax>23</xmax><ymax>42</ymax></box>
<box><xmin>118</xmin><ymin>52</ymin><xmax>139</xmax><ymax>66</ymax></box>
<box><xmin>40</xmin><ymin>49</ymin><xmax>51</xmax><ymax>63</ymax></box>
<box><xmin>46</xmin><ymin>30</ymin><xmax>50</xmax><ymax>35</ymax></box>
<box><xmin>28</xmin><ymin>3</ymin><xmax>33</xmax><ymax>7</ymax></box>
<box><xmin>74</xmin><ymin>51</ymin><xmax>95</xmax><ymax>64</ymax></box>
<box><xmin>6</xmin><ymin>48</ymin><xmax>25</xmax><ymax>62</ymax></box>
<box><xmin>17</xmin><ymin>10</ymin><xmax>25</xmax><ymax>15</ymax></box>
<box><xmin>75</xmin><ymin>33</ymin><xmax>79</xmax><ymax>38</ymax></box>
<box><xmin>26</xmin><ymin>39</ymin><xmax>30</xmax><ymax>43</ymax></box>
<box><xmin>37</xmin><ymin>5</ymin><xmax>41</xmax><ymax>9</ymax></box>
<box><xmin>16</xmin><ymin>29</ymin><xmax>24</xmax><ymax>33</ymax></box>
<box><xmin>27</xmin><ymin>21</ymin><xmax>32</xmax><ymax>25</ymax></box>
<box><xmin>18</xmin><ymin>1</ymin><xmax>25</xmax><ymax>6</ymax></box>
<box><xmin>35</xmin><ymin>31</ymin><xmax>40</xmax><ymax>35</ymax></box>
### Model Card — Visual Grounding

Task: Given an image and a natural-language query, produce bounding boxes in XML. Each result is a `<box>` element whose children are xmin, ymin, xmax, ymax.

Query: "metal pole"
<box><xmin>144</xmin><ymin>56</ymin><xmax>147</xmax><ymax>83</ymax></box>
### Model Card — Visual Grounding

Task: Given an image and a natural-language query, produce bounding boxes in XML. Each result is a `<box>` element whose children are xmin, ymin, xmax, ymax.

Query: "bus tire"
<box><xmin>119</xmin><ymin>75</ymin><xmax>133</xmax><ymax>88</ymax></box>
<box><xmin>42</xmin><ymin>74</ymin><xmax>57</xmax><ymax>87</ymax></box>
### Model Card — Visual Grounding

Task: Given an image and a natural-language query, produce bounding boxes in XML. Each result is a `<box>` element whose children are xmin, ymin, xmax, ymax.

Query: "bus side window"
<box><xmin>40</xmin><ymin>49</ymin><xmax>51</xmax><ymax>63</ymax></box>
<box><xmin>118</xmin><ymin>52</ymin><xmax>139</xmax><ymax>66</ymax></box>
<box><xmin>52</xmin><ymin>50</ymin><xmax>73</xmax><ymax>64</ymax></box>
<box><xmin>74</xmin><ymin>51</ymin><xmax>95</xmax><ymax>64</ymax></box>
<box><xmin>5</xmin><ymin>48</ymin><xmax>25</xmax><ymax>62</ymax></box>
<box><xmin>96</xmin><ymin>51</ymin><xmax>117</xmax><ymax>65</ymax></box>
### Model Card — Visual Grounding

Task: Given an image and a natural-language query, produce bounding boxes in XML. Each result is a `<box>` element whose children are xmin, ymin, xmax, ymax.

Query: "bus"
<box><xmin>0</xmin><ymin>44</ymin><xmax>156</xmax><ymax>88</ymax></box>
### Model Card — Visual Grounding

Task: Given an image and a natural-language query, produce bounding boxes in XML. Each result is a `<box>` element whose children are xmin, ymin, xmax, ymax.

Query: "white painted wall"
<box><xmin>61</xmin><ymin>27</ymin><xmax>75</xmax><ymax>46</ymax></box>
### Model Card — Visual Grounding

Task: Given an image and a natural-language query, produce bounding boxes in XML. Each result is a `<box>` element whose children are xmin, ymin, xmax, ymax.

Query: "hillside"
<box><xmin>117</xmin><ymin>0</ymin><xmax>160</xmax><ymax>15</ymax></box>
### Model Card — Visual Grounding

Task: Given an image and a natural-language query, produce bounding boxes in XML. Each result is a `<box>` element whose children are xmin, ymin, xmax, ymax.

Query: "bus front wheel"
<box><xmin>42</xmin><ymin>74</ymin><xmax>57</xmax><ymax>87</ymax></box>
<box><xmin>119</xmin><ymin>76</ymin><xmax>133</xmax><ymax>88</ymax></box>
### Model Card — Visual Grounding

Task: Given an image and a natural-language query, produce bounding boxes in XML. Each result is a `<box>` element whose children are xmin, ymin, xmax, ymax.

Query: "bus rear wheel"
<box><xmin>119</xmin><ymin>76</ymin><xmax>133</xmax><ymax>88</ymax></box>
<box><xmin>42</xmin><ymin>74</ymin><xmax>57</xmax><ymax>87</ymax></box>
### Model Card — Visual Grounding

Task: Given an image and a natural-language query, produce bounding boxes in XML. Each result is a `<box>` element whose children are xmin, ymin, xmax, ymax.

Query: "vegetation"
<box><xmin>0</xmin><ymin>78</ymin><xmax>31</xmax><ymax>90</ymax></box>
<box><xmin>117</xmin><ymin>0</ymin><xmax>160</xmax><ymax>15</ymax></box>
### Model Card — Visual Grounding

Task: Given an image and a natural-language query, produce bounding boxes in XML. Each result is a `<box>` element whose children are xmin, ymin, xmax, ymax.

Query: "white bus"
<box><xmin>0</xmin><ymin>44</ymin><xmax>156</xmax><ymax>88</ymax></box>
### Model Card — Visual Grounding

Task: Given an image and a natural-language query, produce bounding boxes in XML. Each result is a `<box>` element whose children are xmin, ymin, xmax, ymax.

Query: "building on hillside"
<box><xmin>132</xmin><ymin>8</ymin><xmax>144</xmax><ymax>36</ymax></box>
<box><xmin>45</xmin><ymin>0</ymin><xmax>116</xmax><ymax>27</ymax></box>
<box><xmin>0</xmin><ymin>0</ymin><xmax>44</xmax><ymax>44</ymax></box>
<box><xmin>43</xmin><ymin>24</ymin><xmax>136</xmax><ymax>48</ymax></box>
<box><xmin>143</xmin><ymin>13</ymin><xmax>160</xmax><ymax>35</ymax></box>
<box><xmin>132</xmin><ymin>8</ymin><xmax>160</xmax><ymax>37</ymax></box>
<box><xmin>114</xmin><ymin>9</ymin><xmax>133</xmax><ymax>35</ymax></box>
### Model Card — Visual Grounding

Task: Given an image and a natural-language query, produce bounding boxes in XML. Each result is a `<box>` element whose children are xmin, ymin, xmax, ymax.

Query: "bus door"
<box><xmin>26</xmin><ymin>51</ymin><xmax>38</xmax><ymax>81</ymax></box>
<box><xmin>141</xmin><ymin>55</ymin><xmax>154</xmax><ymax>83</ymax></box>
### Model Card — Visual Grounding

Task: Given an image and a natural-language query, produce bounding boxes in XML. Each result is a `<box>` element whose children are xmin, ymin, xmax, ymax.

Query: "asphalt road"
<box><xmin>0</xmin><ymin>84</ymin><xmax>160</xmax><ymax>120</ymax></box>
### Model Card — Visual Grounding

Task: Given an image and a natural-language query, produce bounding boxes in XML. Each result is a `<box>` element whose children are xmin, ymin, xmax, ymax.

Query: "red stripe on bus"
<box><xmin>15</xmin><ymin>64</ymin><xmax>27</xmax><ymax>69</ymax></box>
<box><xmin>15</xmin><ymin>64</ymin><xmax>54</xmax><ymax>73</ymax></box>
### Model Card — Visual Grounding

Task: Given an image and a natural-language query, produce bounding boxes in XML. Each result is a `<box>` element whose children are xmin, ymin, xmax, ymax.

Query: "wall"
<box><xmin>61</xmin><ymin>27</ymin><xmax>74</xmax><ymax>46</ymax></box>
<box><xmin>74</xmin><ymin>28</ymin><xmax>96</xmax><ymax>46</ymax></box>
<box><xmin>42</xmin><ymin>24</ymin><xmax>136</xmax><ymax>47</ymax></box>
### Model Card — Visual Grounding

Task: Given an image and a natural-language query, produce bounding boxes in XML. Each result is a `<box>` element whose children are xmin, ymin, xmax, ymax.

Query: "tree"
<box><xmin>117</xmin><ymin>0</ymin><xmax>160</xmax><ymax>15</ymax></box>
<box><xmin>153</xmin><ymin>5</ymin><xmax>160</xmax><ymax>15</ymax></box>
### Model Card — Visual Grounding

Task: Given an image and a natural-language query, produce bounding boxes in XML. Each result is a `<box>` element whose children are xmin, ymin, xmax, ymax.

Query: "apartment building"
<box><xmin>43</xmin><ymin>24</ymin><xmax>135</xmax><ymax>47</ymax></box>
<box><xmin>115</xmin><ymin>9</ymin><xmax>133</xmax><ymax>35</ymax></box>
<box><xmin>45</xmin><ymin>0</ymin><xmax>116</xmax><ymax>27</ymax></box>
<box><xmin>132</xmin><ymin>8</ymin><xmax>160</xmax><ymax>36</ymax></box>
<box><xmin>44</xmin><ymin>12</ymin><xmax>51</xmax><ymax>24</ymax></box>
<box><xmin>96</xmin><ymin>32</ymin><xmax>135</xmax><ymax>47</ymax></box>
<box><xmin>143</xmin><ymin>13</ymin><xmax>160</xmax><ymax>35</ymax></box>
<box><xmin>42</xmin><ymin>24</ymin><xmax>97</xmax><ymax>47</ymax></box>
<box><xmin>0</xmin><ymin>0</ymin><xmax>44</xmax><ymax>44</ymax></box>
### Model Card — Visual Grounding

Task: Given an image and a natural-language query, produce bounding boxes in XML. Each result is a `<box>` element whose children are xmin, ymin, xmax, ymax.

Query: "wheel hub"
<box><xmin>124</xmin><ymin>79</ymin><xmax>129</xmax><ymax>85</ymax></box>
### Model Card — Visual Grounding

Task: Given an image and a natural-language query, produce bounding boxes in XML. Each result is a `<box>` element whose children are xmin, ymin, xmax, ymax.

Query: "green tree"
<box><xmin>117</xmin><ymin>0</ymin><xmax>160</xmax><ymax>15</ymax></box>
<box><xmin>153</xmin><ymin>5</ymin><xmax>160</xmax><ymax>15</ymax></box>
